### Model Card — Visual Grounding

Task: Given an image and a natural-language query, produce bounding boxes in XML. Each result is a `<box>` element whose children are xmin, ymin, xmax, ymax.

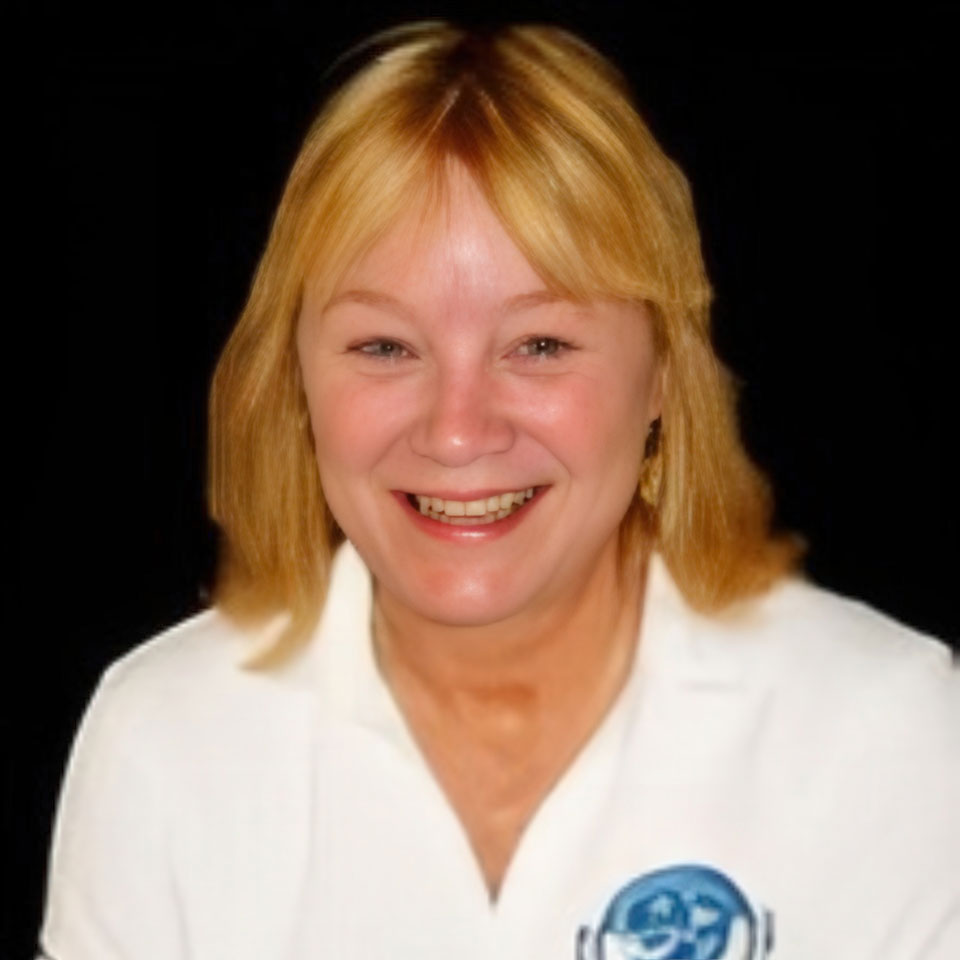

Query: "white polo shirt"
<box><xmin>39</xmin><ymin>543</ymin><xmax>959</xmax><ymax>960</ymax></box>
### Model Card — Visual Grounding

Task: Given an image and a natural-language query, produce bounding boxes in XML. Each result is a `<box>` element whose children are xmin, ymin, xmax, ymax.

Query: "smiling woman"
<box><xmin>208</xmin><ymin>23</ymin><xmax>796</xmax><ymax>666</ymax></box>
<box><xmin>38</xmin><ymin>21</ymin><xmax>958</xmax><ymax>960</ymax></box>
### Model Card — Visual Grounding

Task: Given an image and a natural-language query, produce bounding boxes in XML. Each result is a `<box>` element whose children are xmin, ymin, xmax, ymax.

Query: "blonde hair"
<box><xmin>209</xmin><ymin>22</ymin><xmax>800</xmax><ymax>663</ymax></box>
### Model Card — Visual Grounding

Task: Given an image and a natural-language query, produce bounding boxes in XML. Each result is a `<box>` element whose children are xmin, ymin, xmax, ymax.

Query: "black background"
<box><xmin>9</xmin><ymin>2</ymin><xmax>958</xmax><ymax>954</ymax></box>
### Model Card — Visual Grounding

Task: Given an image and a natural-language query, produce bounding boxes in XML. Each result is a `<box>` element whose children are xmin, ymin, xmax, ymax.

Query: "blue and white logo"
<box><xmin>576</xmin><ymin>863</ymin><xmax>774</xmax><ymax>959</ymax></box>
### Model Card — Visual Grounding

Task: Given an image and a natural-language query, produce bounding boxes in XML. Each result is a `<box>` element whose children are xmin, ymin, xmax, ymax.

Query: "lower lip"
<box><xmin>392</xmin><ymin>489</ymin><xmax>546</xmax><ymax>542</ymax></box>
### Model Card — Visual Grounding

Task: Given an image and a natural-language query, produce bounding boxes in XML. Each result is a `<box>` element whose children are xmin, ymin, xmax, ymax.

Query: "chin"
<box><xmin>385</xmin><ymin>568</ymin><xmax>541</xmax><ymax>628</ymax></box>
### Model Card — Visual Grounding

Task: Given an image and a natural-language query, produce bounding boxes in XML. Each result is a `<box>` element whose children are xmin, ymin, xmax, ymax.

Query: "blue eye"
<box><xmin>515</xmin><ymin>336</ymin><xmax>569</xmax><ymax>358</ymax></box>
<box><xmin>355</xmin><ymin>339</ymin><xmax>409</xmax><ymax>359</ymax></box>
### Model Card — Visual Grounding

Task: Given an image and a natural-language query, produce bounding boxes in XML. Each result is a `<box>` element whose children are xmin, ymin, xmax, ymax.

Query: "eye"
<box><xmin>513</xmin><ymin>336</ymin><xmax>572</xmax><ymax>359</ymax></box>
<box><xmin>351</xmin><ymin>339</ymin><xmax>411</xmax><ymax>360</ymax></box>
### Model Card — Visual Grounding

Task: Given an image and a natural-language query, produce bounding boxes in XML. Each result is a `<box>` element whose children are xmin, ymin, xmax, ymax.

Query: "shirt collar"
<box><xmin>287</xmin><ymin>542</ymin><xmax>750</xmax><ymax>738</ymax></box>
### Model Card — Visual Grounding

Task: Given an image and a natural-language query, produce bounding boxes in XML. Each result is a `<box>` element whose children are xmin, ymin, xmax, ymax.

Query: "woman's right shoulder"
<box><xmin>95</xmin><ymin>609</ymin><xmax>247</xmax><ymax>703</ymax></box>
<box><xmin>103</xmin><ymin>607</ymin><xmax>249</xmax><ymax>681</ymax></box>
<box><xmin>42</xmin><ymin>612</ymin><xmax>319</xmax><ymax>958</ymax></box>
<box><xmin>77</xmin><ymin>609</ymin><xmax>301</xmax><ymax>764</ymax></box>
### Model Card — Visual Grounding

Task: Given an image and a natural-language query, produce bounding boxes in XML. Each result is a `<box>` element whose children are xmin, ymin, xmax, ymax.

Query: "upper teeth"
<box><xmin>415</xmin><ymin>488</ymin><xmax>535</xmax><ymax>518</ymax></box>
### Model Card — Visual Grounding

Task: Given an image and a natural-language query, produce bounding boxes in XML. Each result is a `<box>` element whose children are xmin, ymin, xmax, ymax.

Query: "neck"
<box><xmin>372</xmin><ymin>545</ymin><xmax>648</xmax><ymax>741</ymax></box>
<box><xmin>372</xmin><ymin>544</ymin><xmax>650</xmax><ymax>900</ymax></box>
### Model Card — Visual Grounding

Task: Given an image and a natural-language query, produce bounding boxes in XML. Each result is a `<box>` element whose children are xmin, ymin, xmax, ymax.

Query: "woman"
<box><xmin>39</xmin><ymin>23</ymin><xmax>957</xmax><ymax>960</ymax></box>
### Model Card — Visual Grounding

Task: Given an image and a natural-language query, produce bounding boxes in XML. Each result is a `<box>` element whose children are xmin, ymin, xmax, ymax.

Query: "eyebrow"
<box><xmin>323</xmin><ymin>288</ymin><xmax>567</xmax><ymax>318</ymax></box>
<box><xmin>501</xmin><ymin>290</ymin><xmax>567</xmax><ymax>313</ymax></box>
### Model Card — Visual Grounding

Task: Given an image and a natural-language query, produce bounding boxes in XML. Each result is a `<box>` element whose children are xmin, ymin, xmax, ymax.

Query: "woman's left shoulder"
<box><xmin>720</xmin><ymin>575</ymin><xmax>959</xmax><ymax>743</ymax></box>
<box><xmin>753</xmin><ymin>574</ymin><xmax>953</xmax><ymax>677</ymax></box>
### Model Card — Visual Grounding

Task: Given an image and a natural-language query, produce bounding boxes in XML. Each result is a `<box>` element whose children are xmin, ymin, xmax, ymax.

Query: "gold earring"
<box><xmin>639</xmin><ymin>417</ymin><xmax>662</xmax><ymax>507</ymax></box>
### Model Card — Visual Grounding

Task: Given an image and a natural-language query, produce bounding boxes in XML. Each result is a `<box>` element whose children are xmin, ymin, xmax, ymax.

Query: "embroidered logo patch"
<box><xmin>576</xmin><ymin>863</ymin><xmax>774</xmax><ymax>959</ymax></box>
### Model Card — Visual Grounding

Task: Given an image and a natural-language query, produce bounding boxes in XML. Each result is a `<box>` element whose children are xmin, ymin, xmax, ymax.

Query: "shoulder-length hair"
<box><xmin>209</xmin><ymin>22</ymin><xmax>800</xmax><ymax>664</ymax></box>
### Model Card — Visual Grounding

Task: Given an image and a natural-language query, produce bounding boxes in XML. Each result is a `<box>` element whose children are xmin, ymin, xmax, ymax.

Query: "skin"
<box><xmin>297</xmin><ymin>162</ymin><xmax>663</xmax><ymax>898</ymax></box>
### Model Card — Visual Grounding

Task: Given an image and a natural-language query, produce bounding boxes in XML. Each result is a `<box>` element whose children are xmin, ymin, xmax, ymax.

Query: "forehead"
<box><xmin>331</xmin><ymin>162</ymin><xmax>546</xmax><ymax>305</ymax></box>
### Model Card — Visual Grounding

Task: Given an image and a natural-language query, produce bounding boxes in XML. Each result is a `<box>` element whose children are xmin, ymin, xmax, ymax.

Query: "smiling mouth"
<box><xmin>404</xmin><ymin>488</ymin><xmax>539</xmax><ymax>525</ymax></box>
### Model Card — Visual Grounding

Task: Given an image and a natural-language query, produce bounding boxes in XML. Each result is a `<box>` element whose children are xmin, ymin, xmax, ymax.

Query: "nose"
<box><xmin>409</xmin><ymin>366</ymin><xmax>516</xmax><ymax>467</ymax></box>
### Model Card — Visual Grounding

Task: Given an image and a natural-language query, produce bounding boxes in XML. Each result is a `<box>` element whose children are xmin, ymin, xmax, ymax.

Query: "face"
<box><xmin>297</xmin><ymin>164</ymin><xmax>662</xmax><ymax>629</ymax></box>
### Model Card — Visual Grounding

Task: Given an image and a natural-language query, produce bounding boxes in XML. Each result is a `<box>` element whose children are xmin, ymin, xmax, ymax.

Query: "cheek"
<box><xmin>517</xmin><ymin>372</ymin><xmax>649</xmax><ymax>477</ymax></box>
<box><xmin>304</xmin><ymin>373</ymin><xmax>413</xmax><ymax>478</ymax></box>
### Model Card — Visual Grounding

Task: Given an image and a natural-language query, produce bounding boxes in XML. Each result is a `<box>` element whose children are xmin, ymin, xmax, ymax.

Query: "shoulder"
<box><xmin>652</xmin><ymin>556</ymin><xmax>955</xmax><ymax>690</ymax></box>
<box><xmin>98</xmin><ymin>608</ymin><xmax>247</xmax><ymax>694</ymax></box>
<box><xmin>652</xmin><ymin>555</ymin><xmax>953</xmax><ymax>677</ymax></box>
<box><xmin>72</xmin><ymin>609</ymin><xmax>314</xmax><ymax>785</ymax></box>
<box><xmin>43</xmin><ymin>611</ymin><xmax>324</xmax><ymax>957</ymax></box>
<box><xmin>744</xmin><ymin>575</ymin><xmax>955</xmax><ymax>692</ymax></box>
<box><xmin>749</xmin><ymin>582</ymin><xmax>960</xmax><ymax>882</ymax></box>
<box><xmin>708</xmin><ymin>577</ymin><xmax>959</xmax><ymax>781</ymax></box>
<box><xmin>652</xmin><ymin>561</ymin><xmax>958</xmax><ymax>764</ymax></box>
<box><xmin>90</xmin><ymin>610</ymin><xmax>253</xmax><ymax>725</ymax></box>
<box><xmin>72</xmin><ymin>543</ymin><xmax>374</xmax><ymax>775</ymax></box>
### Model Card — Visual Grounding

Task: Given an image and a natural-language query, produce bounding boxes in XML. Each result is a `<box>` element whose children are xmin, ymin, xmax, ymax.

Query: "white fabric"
<box><xmin>39</xmin><ymin>544</ymin><xmax>960</xmax><ymax>959</ymax></box>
